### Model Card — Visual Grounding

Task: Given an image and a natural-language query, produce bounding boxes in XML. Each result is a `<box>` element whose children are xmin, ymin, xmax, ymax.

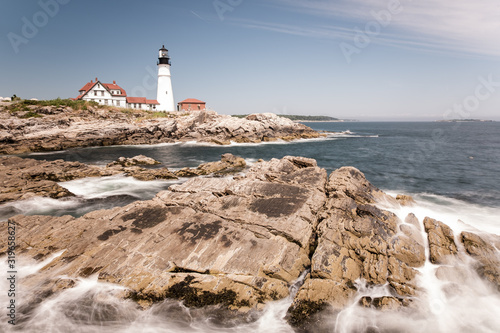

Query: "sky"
<box><xmin>1</xmin><ymin>0</ymin><xmax>499</xmax><ymax>121</ymax></box>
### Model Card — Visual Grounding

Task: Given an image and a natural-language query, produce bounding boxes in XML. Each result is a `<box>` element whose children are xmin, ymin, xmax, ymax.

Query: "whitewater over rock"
<box><xmin>0</xmin><ymin>154</ymin><xmax>247</xmax><ymax>204</ymax></box>
<box><xmin>1</xmin><ymin>156</ymin><xmax>499</xmax><ymax>329</ymax></box>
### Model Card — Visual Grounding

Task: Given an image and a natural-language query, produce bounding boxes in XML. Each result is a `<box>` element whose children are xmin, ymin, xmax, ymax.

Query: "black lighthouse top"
<box><xmin>158</xmin><ymin>45</ymin><xmax>171</xmax><ymax>65</ymax></box>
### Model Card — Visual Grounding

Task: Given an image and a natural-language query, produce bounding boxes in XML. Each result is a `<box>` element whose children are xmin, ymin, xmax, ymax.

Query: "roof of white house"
<box><xmin>73</xmin><ymin>79</ymin><xmax>158</xmax><ymax>105</ymax></box>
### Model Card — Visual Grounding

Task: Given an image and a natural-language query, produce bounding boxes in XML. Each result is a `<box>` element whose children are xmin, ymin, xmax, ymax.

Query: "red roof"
<box><xmin>127</xmin><ymin>97</ymin><xmax>147</xmax><ymax>104</ymax></box>
<box><xmin>78</xmin><ymin>81</ymin><xmax>97</xmax><ymax>94</ymax></box>
<box><xmin>103</xmin><ymin>83</ymin><xmax>126</xmax><ymax>96</ymax></box>
<box><xmin>178</xmin><ymin>98</ymin><xmax>206</xmax><ymax>104</ymax></box>
<box><xmin>126</xmin><ymin>97</ymin><xmax>159</xmax><ymax>105</ymax></box>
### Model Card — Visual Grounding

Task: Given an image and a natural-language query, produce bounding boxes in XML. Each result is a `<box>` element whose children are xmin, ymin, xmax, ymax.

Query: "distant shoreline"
<box><xmin>296</xmin><ymin>120</ymin><xmax>345</xmax><ymax>123</ymax></box>
<box><xmin>436</xmin><ymin>119</ymin><xmax>494</xmax><ymax>122</ymax></box>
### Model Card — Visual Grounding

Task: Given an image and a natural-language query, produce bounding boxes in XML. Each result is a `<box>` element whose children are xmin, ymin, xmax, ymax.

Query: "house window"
<box><xmin>94</xmin><ymin>91</ymin><xmax>97</xmax><ymax>96</ymax></box>
<box><xmin>117</xmin><ymin>101</ymin><xmax>120</xmax><ymax>106</ymax></box>
<box><xmin>198</xmin><ymin>104</ymin><xmax>201</xmax><ymax>110</ymax></box>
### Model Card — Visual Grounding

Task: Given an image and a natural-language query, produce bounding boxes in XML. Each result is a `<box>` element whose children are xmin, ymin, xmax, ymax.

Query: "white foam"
<box><xmin>18</xmin><ymin>250</ymin><xmax>66</xmax><ymax>278</ymax></box>
<box><xmin>333</xmin><ymin>191</ymin><xmax>500</xmax><ymax>332</ymax></box>
<box><xmin>325</xmin><ymin>130</ymin><xmax>379</xmax><ymax>138</ymax></box>
<box><xmin>59</xmin><ymin>174</ymin><xmax>176</xmax><ymax>200</ymax></box>
<box><xmin>0</xmin><ymin>196</ymin><xmax>84</xmax><ymax>220</ymax></box>
<box><xmin>0</xmin><ymin>269</ymin><xmax>311</xmax><ymax>333</ymax></box>
<box><xmin>28</xmin><ymin>150</ymin><xmax>68</xmax><ymax>155</ymax></box>
<box><xmin>384</xmin><ymin>191</ymin><xmax>500</xmax><ymax>235</ymax></box>
<box><xmin>0</xmin><ymin>175</ymin><xmax>180</xmax><ymax>221</ymax></box>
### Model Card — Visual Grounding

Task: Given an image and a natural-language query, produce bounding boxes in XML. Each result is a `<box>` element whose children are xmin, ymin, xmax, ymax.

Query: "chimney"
<box><xmin>95</xmin><ymin>77</ymin><xmax>98</xmax><ymax>82</ymax></box>
<box><xmin>113</xmin><ymin>80</ymin><xmax>116</xmax><ymax>84</ymax></box>
<box><xmin>90</xmin><ymin>79</ymin><xmax>93</xmax><ymax>83</ymax></box>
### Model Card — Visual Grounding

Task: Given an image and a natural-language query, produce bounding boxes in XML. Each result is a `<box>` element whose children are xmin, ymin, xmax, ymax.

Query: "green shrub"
<box><xmin>20</xmin><ymin>111</ymin><xmax>42</xmax><ymax>118</ymax></box>
<box><xmin>15</xmin><ymin>98</ymin><xmax>98</xmax><ymax>110</ymax></box>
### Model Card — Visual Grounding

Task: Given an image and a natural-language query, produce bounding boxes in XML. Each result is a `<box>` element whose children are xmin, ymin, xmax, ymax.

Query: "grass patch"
<box><xmin>11</xmin><ymin>98</ymin><xmax>99</xmax><ymax>111</ymax></box>
<box><xmin>148</xmin><ymin>111</ymin><xmax>171</xmax><ymax>118</ymax></box>
<box><xmin>20</xmin><ymin>111</ymin><xmax>42</xmax><ymax>118</ymax></box>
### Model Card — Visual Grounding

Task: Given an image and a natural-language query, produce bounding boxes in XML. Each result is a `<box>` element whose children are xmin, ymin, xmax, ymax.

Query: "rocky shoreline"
<box><xmin>0</xmin><ymin>103</ymin><xmax>321</xmax><ymax>155</ymax></box>
<box><xmin>0</xmin><ymin>154</ymin><xmax>245</xmax><ymax>204</ymax></box>
<box><xmin>1</xmin><ymin>155</ymin><xmax>499</xmax><ymax>329</ymax></box>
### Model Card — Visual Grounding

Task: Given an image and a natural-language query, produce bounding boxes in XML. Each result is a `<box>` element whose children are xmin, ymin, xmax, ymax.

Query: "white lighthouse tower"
<box><xmin>156</xmin><ymin>45</ymin><xmax>175</xmax><ymax>112</ymax></box>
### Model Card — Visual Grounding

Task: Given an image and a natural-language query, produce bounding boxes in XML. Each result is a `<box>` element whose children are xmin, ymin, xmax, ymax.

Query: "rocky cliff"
<box><xmin>1</xmin><ymin>156</ymin><xmax>499</xmax><ymax>328</ymax></box>
<box><xmin>0</xmin><ymin>104</ymin><xmax>320</xmax><ymax>154</ymax></box>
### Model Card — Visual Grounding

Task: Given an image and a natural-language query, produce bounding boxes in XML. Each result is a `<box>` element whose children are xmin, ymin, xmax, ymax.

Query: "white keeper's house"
<box><xmin>72</xmin><ymin>45</ymin><xmax>175</xmax><ymax>112</ymax></box>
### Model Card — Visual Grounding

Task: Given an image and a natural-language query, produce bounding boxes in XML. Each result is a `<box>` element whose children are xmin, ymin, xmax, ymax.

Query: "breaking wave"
<box><xmin>0</xmin><ymin>175</ymin><xmax>180</xmax><ymax>221</ymax></box>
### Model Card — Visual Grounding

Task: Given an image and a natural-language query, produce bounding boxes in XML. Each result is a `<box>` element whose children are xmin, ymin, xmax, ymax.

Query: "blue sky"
<box><xmin>1</xmin><ymin>0</ymin><xmax>499</xmax><ymax>120</ymax></box>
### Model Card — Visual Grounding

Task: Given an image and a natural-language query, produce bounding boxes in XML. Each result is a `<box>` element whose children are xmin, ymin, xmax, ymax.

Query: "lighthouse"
<box><xmin>156</xmin><ymin>45</ymin><xmax>175</xmax><ymax>112</ymax></box>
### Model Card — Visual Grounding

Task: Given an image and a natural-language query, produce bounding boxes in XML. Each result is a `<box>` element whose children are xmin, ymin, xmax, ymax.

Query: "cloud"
<box><xmin>243</xmin><ymin>0</ymin><xmax>500</xmax><ymax>57</ymax></box>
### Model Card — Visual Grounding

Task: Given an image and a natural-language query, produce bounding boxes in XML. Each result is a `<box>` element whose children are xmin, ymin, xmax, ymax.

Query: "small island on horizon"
<box><xmin>436</xmin><ymin>118</ymin><xmax>495</xmax><ymax>122</ymax></box>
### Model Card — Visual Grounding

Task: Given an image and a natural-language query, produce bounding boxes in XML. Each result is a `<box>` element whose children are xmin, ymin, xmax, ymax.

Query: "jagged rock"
<box><xmin>107</xmin><ymin>155</ymin><xmax>161</xmax><ymax>167</ymax></box>
<box><xmin>423</xmin><ymin>217</ymin><xmax>458</xmax><ymax>264</ymax></box>
<box><xmin>174</xmin><ymin>153</ymin><xmax>246</xmax><ymax>177</ymax></box>
<box><xmin>0</xmin><ymin>131</ymin><xmax>14</xmax><ymax>143</ymax></box>
<box><xmin>0</xmin><ymin>156</ymin><xmax>106</xmax><ymax>203</ymax></box>
<box><xmin>396</xmin><ymin>194</ymin><xmax>416</xmax><ymax>206</ymax></box>
<box><xmin>359</xmin><ymin>296</ymin><xmax>411</xmax><ymax>310</ymax></box>
<box><xmin>293</xmin><ymin>166</ymin><xmax>423</xmax><ymax>316</ymax></box>
<box><xmin>461</xmin><ymin>231</ymin><xmax>500</xmax><ymax>289</ymax></box>
<box><xmin>404</xmin><ymin>213</ymin><xmax>421</xmax><ymax>230</ymax></box>
<box><xmin>123</xmin><ymin>167</ymin><xmax>177</xmax><ymax>181</ymax></box>
<box><xmin>388</xmin><ymin>233</ymin><xmax>426</xmax><ymax>268</ymax></box>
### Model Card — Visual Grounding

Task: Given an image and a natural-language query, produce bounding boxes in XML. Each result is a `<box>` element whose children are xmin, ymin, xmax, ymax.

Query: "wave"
<box><xmin>59</xmin><ymin>174</ymin><xmax>178</xmax><ymax>199</ymax></box>
<box><xmin>324</xmin><ymin>130</ymin><xmax>379</xmax><ymax>138</ymax></box>
<box><xmin>27</xmin><ymin>150</ymin><xmax>69</xmax><ymax>155</ymax></box>
<box><xmin>383</xmin><ymin>191</ymin><xmax>500</xmax><ymax>235</ymax></box>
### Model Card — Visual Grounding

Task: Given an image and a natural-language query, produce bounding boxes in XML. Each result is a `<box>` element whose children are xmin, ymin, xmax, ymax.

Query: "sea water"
<box><xmin>1</xmin><ymin>121</ymin><xmax>499</xmax><ymax>332</ymax></box>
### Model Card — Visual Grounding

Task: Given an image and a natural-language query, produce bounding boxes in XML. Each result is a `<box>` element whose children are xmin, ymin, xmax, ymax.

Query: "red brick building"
<box><xmin>177</xmin><ymin>98</ymin><xmax>206</xmax><ymax>111</ymax></box>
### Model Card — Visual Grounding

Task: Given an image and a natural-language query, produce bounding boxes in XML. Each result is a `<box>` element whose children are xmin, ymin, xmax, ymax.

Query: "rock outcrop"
<box><xmin>1</xmin><ymin>156</ymin><xmax>499</xmax><ymax>327</ymax></box>
<box><xmin>423</xmin><ymin>217</ymin><xmax>458</xmax><ymax>264</ymax></box>
<box><xmin>288</xmin><ymin>167</ymin><xmax>426</xmax><ymax>321</ymax></box>
<box><xmin>0</xmin><ymin>156</ymin><xmax>107</xmax><ymax>203</ymax></box>
<box><xmin>460</xmin><ymin>231</ymin><xmax>500</xmax><ymax>289</ymax></box>
<box><xmin>106</xmin><ymin>155</ymin><xmax>161</xmax><ymax>167</ymax></box>
<box><xmin>174</xmin><ymin>153</ymin><xmax>246</xmax><ymax>177</ymax></box>
<box><xmin>0</xmin><ymin>104</ymin><xmax>321</xmax><ymax>154</ymax></box>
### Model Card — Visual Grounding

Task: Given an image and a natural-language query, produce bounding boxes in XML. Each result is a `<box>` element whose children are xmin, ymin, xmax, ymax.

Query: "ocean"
<box><xmin>2</xmin><ymin>121</ymin><xmax>500</xmax><ymax>332</ymax></box>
